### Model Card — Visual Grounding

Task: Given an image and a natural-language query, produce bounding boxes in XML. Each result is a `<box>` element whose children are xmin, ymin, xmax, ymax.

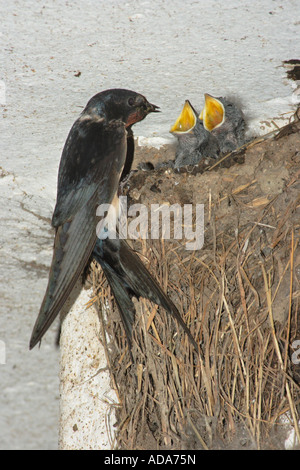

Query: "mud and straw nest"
<box><xmin>90</xmin><ymin>108</ymin><xmax>300</xmax><ymax>449</ymax></box>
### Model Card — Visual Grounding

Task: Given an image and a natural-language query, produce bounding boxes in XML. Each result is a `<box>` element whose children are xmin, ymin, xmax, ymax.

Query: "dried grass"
<box><xmin>91</xmin><ymin>109</ymin><xmax>300</xmax><ymax>450</ymax></box>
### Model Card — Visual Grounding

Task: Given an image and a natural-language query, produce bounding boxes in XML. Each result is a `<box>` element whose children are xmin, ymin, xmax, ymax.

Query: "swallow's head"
<box><xmin>170</xmin><ymin>100</ymin><xmax>197</xmax><ymax>135</ymax></box>
<box><xmin>85</xmin><ymin>89</ymin><xmax>160</xmax><ymax>127</ymax></box>
<box><xmin>122</xmin><ymin>91</ymin><xmax>160</xmax><ymax>127</ymax></box>
<box><xmin>199</xmin><ymin>94</ymin><xmax>225</xmax><ymax>132</ymax></box>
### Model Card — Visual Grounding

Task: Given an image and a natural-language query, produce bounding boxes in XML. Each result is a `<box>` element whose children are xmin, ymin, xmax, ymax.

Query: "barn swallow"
<box><xmin>30</xmin><ymin>88</ymin><xmax>198</xmax><ymax>353</ymax></box>
<box><xmin>200</xmin><ymin>93</ymin><xmax>246</xmax><ymax>153</ymax></box>
<box><xmin>170</xmin><ymin>100</ymin><xmax>220</xmax><ymax>168</ymax></box>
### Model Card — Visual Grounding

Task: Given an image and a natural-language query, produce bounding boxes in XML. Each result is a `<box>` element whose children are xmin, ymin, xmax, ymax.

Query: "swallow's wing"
<box><xmin>52</xmin><ymin>116</ymin><xmax>126</xmax><ymax>227</ymax></box>
<box><xmin>30</xmin><ymin>118</ymin><xmax>127</xmax><ymax>349</ymax></box>
<box><xmin>120</xmin><ymin>126</ymin><xmax>135</xmax><ymax>182</ymax></box>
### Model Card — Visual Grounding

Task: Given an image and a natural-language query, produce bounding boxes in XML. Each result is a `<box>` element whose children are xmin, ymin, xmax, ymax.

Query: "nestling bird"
<box><xmin>170</xmin><ymin>100</ymin><xmax>220</xmax><ymax>168</ymax></box>
<box><xmin>30</xmin><ymin>88</ymin><xmax>198</xmax><ymax>353</ymax></box>
<box><xmin>200</xmin><ymin>93</ymin><xmax>246</xmax><ymax>153</ymax></box>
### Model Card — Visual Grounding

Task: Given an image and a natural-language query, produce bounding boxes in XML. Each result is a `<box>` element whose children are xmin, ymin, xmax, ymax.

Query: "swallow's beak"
<box><xmin>170</xmin><ymin>100</ymin><xmax>197</xmax><ymax>134</ymax></box>
<box><xmin>147</xmin><ymin>102</ymin><xmax>160</xmax><ymax>113</ymax></box>
<box><xmin>200</xmin><ymin>94</ymin><xmax>225</xmax><ymax>131</ymax></box>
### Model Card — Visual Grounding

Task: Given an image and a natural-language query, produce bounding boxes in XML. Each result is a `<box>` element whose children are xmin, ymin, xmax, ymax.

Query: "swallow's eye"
<box><xmin>128</xmin><ymin>97</ymin><xmax>135</xmax><ymax>106</ymax></box>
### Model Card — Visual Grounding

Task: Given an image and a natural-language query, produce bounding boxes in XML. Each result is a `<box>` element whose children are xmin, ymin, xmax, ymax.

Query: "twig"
<box><xmin>261</xmin><ymin>261</ymin><xmax>300</xmax><ymax>445</ymax></box>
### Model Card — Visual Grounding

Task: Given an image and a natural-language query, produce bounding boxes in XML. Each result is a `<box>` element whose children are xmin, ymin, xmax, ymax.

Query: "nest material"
<box><xmin>91</xmin><ymin>109</ymin><xmax>300</xmax><ymax>450</ymax></box>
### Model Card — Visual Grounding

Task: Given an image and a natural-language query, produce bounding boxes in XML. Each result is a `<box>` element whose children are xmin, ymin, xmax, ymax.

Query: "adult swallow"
<box><xmin>30</xmin><ymin>89</ymin><xmax>198</xmax><ymax>353</ymax></box>
<box><xmin>29</xmin><ymin>89</ymin><xmax>158</xmax><ymax>349</ymax></box>
<box><xmin>170</xmin><ymin>100</ymin><xmax>220</xmax><ymax>168</ymax></box>
<box><xmin>200</xmin><ymin>93</ymin><xmax>246</xmax><ymax>153</ymax></box>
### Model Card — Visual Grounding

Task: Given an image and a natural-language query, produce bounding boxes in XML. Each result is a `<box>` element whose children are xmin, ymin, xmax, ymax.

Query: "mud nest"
<box><xmin>91</xmin><ymin>109</ymin><xmax>300</xmax><ymax>450</ymax></box>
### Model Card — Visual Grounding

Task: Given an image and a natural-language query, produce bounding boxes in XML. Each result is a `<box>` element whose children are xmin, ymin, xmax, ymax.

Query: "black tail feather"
<box><xmin>92</xmin><ymin>238</ymin><xmax>198</xmax><ymax>353</ymax></box>
<box><xmin>99</xmin><ymin>261</ymin><xmax>135</xmax><ymax>350</ymax></box>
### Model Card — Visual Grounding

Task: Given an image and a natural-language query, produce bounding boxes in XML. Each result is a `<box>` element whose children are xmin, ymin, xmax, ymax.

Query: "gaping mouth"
<box><xmin>170</xmin><ymin>100</ymin><xmax>197</xmax><ymax>134</ymax></box>
<box><xmin>200</xmin><ymin>94</ymin><xmax>225</xmax><ymax>131</ymax></box>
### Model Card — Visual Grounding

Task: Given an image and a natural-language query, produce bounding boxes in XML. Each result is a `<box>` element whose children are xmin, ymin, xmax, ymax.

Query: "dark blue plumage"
<box><xmin>30</xmin><ymin>89</ymin><xmax>198</xmax><ymax>354</ymax></box>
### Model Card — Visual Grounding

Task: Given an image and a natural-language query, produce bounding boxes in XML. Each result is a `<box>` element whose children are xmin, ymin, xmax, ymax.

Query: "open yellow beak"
<box><xmin>170</xmin><ymin>100</ymin><xmax>197</xmax><ymax>134</ymax></box>
<box><xmin>200</xmin><ymin>94</ymin><xmax>225</xmax><ymax>131</ymax></box>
